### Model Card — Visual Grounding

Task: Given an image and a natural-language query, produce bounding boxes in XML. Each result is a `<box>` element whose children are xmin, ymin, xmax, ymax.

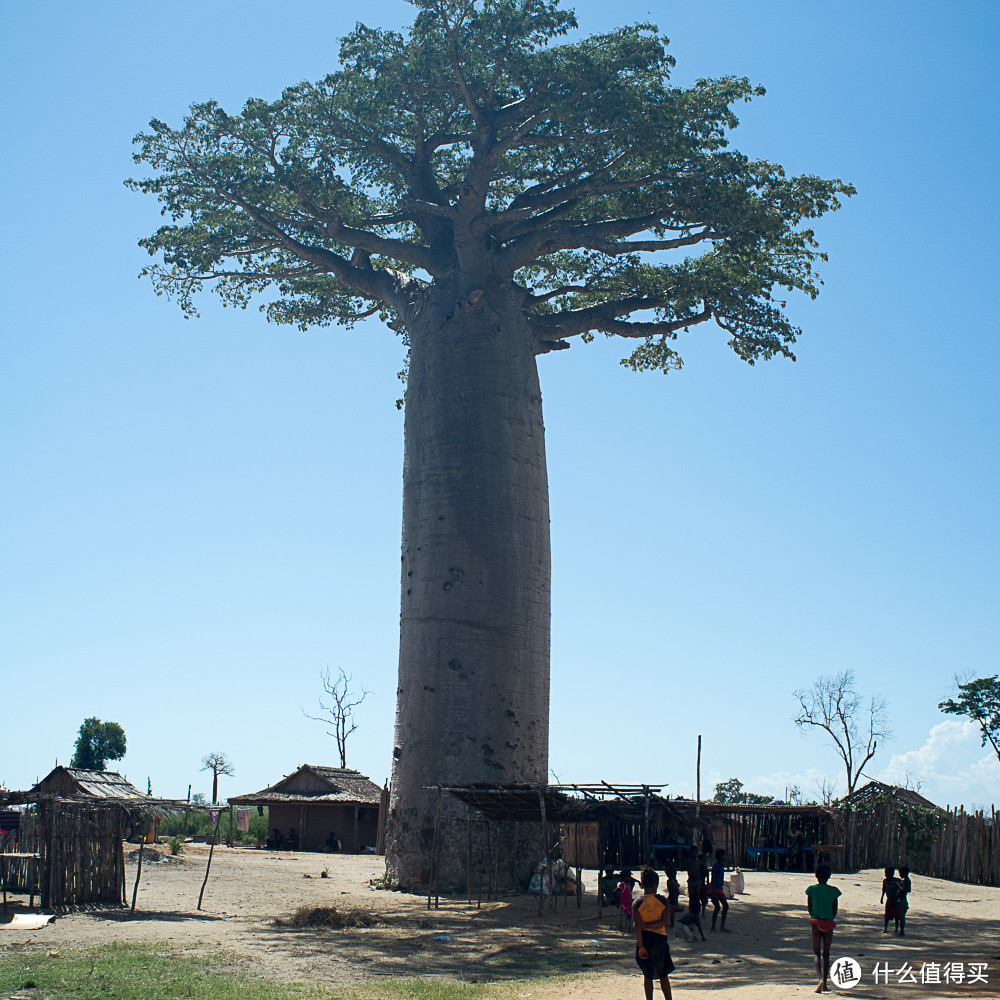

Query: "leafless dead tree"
<box><xmin>794</xmin><ymin>670</ymin><xmax>890</xmax><ymax>798</ymax></box>
<box><xmin>303</xmin><ymin>667</ymin><xmax>370</xmax><ymax>768</ymax></box>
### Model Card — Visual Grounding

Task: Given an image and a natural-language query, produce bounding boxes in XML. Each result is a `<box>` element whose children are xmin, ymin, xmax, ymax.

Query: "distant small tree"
<box><xmin>303</xmin><ymin>667</ymin><xmax>370</xmax><ymax>768</ymax></box>
<box><xmin>191</xmin><ymin>792</ymin><xmax>208</xmax><ymax>806</ymax></box>
<box><xmin>793</xmin><ymin>671</ymin><xmax>890</xmax><ymax>798</ymax></box>
<box><xmin>713</xmin><ymin>778</ymin><xmax>771</xmax><ymax>804</ymax></box>
<box><xmin>787</xmin><ymin>784</ymin><xmax>803</xmax><ymax>806</ymax></box>
<box><xmin>70</xmin><ymin>718</ymin><xmax>127</xmax><ymax>771</ymax></box>
<box><xmin>814</xmin><ymin>775</ymin><xmax>838</xmax><ymax>806</ymax></box>
<box><xmin>200</xmin><ymin>752</ymin><xmax>235</xmax><ymax>804</ymax></box>
<box><xmin>939</xmin><ymin>676</ymin><xmax>1000</xmax><ymax>765</ymax></box>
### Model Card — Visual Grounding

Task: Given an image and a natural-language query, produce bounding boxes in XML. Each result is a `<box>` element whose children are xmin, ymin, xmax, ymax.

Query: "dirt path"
<box><xmin>2</xmin><ymin>848</ymin><xmax>997</xmax><ymax>997</ymax></box>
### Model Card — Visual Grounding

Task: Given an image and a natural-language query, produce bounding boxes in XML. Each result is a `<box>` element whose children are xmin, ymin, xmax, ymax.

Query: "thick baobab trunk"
<box><xmin>385</xmin><ymin>282</ymin><xmax>550</xmax><ymax>889</ymax></box>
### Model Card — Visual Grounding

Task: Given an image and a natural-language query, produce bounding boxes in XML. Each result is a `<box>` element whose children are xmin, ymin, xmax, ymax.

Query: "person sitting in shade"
<box><xmin>286</xmin><ymin>828</ymin><xmax>299</xmax><ymax>851</ymax></box>
<box><xmin>325</xmin><ymin>831</ymin><xmax>343</xmax><ymax>852</ymax></box>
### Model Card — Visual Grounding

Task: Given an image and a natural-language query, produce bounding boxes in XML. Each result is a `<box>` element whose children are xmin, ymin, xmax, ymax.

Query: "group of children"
<box><xmin>880</xmin><ymin>864</ymin><xmax>912</xmax><ymax>936</ymax></box>
<box><xmin>605</xmin><ymin>848</ymin><xmax>731</xmax><ymax>944</ymax></box>
<box><xmin>609</xmin><ymin>857</ymin><xmax>915</xmax><ymax>998</ymax></box>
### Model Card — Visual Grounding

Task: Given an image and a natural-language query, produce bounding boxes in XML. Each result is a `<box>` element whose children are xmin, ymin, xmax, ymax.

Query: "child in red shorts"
<box><xmin>806</xmin><ymin>863</ymin><xmax>841</xmax><ymax>993</ymax></box>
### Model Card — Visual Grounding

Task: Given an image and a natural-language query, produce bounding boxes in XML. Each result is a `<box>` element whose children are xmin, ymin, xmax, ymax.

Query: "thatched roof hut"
<box><xmin>229</xmin><ymin>764</ymin><xmax>383</xmax><ymax>853</ymax></box>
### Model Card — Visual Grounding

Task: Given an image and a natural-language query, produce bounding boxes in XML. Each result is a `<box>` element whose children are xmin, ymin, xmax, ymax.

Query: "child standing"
<box><xmin>709</xmin><ymin>849</ymin><xmax>730</xmax><ymax>932</ymax></box>
<box><xmin>806</xmin><ymin>862</ymin><xmax>841</xmax><ymax>994</ymax></box>
<box><xmin>880</xmin><ymin>866</ymin><xmax>901</xmax><ymax>934</ymax></box>
<box><xmin>633</xmin><ymin>867</ymin><xmax>675</xmax><ymax>1000</ymax></box>
<box><xmin>619</xmin><ymin>869</ymin><xmax>635</xmax><ymax>933</ymax></box>
<box><xmin>897</xmin><ymin>865</ymin><xmax>912</xmax><ymax>936</ymax></box>
<box><xmin>664</xmin><ymin>866</ymin><xmax>684</xmax><ymax>930</ymax></box>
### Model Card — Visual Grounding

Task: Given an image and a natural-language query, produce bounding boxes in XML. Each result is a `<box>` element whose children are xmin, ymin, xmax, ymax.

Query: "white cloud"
<box><xmin>877</xmin><ymin>720</ymin><xmax>1000</xmax><ymax>808</ymax></box>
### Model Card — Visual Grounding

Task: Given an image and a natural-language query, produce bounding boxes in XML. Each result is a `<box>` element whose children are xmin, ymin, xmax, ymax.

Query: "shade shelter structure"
<box><xmin>229</xmin><ymin>765</ymin><xmax>383</xmax><ymax>853</ymax></box>
<box><xmin>427</xmin><ymin>783</ymin><xmax>695</xmax><ymax>913</ymax></box>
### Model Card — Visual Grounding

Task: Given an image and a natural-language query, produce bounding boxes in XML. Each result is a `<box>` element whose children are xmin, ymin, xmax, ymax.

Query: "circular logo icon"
<box><xmin>829</xmin><ymin>957</ymin><xmax>862</xmax><ymax>989</ymax></box>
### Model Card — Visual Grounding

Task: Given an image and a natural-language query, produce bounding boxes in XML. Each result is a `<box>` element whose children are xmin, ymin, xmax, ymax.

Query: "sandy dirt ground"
<box><xmin>2</xmin><ymin>847</ymin><xmax>998</xmax><ymax>998</ymax></box>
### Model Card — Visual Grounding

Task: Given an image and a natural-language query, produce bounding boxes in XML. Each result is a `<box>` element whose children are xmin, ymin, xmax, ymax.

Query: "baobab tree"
<box><xmin>200</xmin><ymin>752</ymin><xmax>235</xmax><ymax>804</ymax></box>
<box><xmin>130</xmin><ymin>0</ymin><xmax>852</xmax><ymax>886</ymax></box>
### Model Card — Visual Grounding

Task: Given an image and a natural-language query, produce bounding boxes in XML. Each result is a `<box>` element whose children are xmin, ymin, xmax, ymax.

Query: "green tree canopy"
<box><xmin>940</xmin><ymin>676</ymin><xmax>1000</xmax><ymax>764</ymax></box>
<box><xmin>713</xmin><ymin>777</ymin><xmax>772</xmax><ymax>804</ymax></box>
<box><xmin>128</xmin><ymin>0</ymin><xmax>851</xmax><ymax>370</ymax></box>
<box><xmin>70</xmin><ymin>717</ymin><xmax>127</xmax><ymax>771</ymax></box>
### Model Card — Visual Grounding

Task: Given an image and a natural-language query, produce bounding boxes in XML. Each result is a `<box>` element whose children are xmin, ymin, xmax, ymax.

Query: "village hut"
<box><xmin>229</xmin><ymin>765</ymin><xmax>383</xmax><ymax>853</ymax></box>
<box><xmin>1</xmin><ymin>771</ymin><xmax>187</xmax><ymax>911</ymax></box>
<box><xmin>30</xmin><ymin>766</ymin><xmax>148</xmax><ymax>801</ymax></box>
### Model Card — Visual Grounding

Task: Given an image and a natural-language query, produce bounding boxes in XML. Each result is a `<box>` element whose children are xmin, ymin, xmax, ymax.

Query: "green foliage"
<box><xmin>70</xmin><ymin>717</ymin><xmax>127</xmax><ymax>771</ymax></box>
<box><xmin>128</xmin><ymin>0</ymin><xmax>852</xmax><ymax>373</ymax></box>
<box><xmin>712</xmin><ymin>777</ymin><xmax>771</xmax><ymax>804</ymax></box>
<box><xmin>160</xmin><ymin>807</ymin><xmax>269</xmax><ymax>844</ymax></box>
<box><xmin>940</xmin><ymin>676</ymin><xmax>1000</xmax><ymax>763</ymax></box>
<box><xmin>166</xmin><ymin>835</ymin><xmax>185</xmax><ymax>855</ymax></box>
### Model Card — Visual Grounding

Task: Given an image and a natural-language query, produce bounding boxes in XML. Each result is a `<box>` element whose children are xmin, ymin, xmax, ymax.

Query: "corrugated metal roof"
<box><xmin>31</xmin><ymin>767</ymin><xmax>148</xmax><ymax>800</ymax></box>
<box><xmin>229</xmin><ymin>764</ymin><xmax>382</xmax><ymax>806</ymax></box>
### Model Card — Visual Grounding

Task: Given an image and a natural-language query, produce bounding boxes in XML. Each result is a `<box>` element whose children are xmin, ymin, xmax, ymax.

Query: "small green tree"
<box><xmin>940</xmin><ymin>676</ymin><xmax>1000</xmax><ymax>765</ymax></box>
<box><xmin>70</xmin><ymin>718</ymin><xmax>127</xmax><ymax>771</ymax></box>
<box><xmin>713</xmin><ymin>778</ymin><xmax>771</xmax><ymax>804</ymax></box>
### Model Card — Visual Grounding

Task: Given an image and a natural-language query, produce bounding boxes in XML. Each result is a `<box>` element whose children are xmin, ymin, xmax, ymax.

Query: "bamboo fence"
<box><xmin>36</xmin><ymin>801</ymin><xmax>128</xmax><ymax>909</ymax></box>
<box><xmin>845</xmin><ymin>800</ymin><xmax>998</xmax><ymax>886</ymax></box>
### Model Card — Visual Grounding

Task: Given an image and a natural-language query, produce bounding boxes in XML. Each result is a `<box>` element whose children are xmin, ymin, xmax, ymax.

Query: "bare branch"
<box><xmin>793</xmin><ymin>670</ymin><xmax>891</xmax><ymax>798</ymax></box>
<box><xmin>302</xmin><ymin>667</ymin><xmax>370</xmax><ymax>769</ymax></box>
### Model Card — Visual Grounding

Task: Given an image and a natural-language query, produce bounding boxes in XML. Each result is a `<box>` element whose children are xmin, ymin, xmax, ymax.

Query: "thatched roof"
<box><xmin>229</xmin><ymin>764</ymin><xmax>382</xmax><ymax>806</ymax></box>
<box><xmin>31</xmin><ymin>766</ymin><xmax>148</xmax><ymax>800</ymax></box>
<box><xmin>839</xmin><ymin>780</ymin><xmax>942</xmax><ymax>812</ymax></box>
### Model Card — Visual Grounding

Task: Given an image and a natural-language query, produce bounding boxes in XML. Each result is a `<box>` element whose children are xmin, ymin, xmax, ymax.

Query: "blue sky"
<box><xmin>2</xmin><ymin>1</ymin><xmax>997</xmax><ymax>812</ymax></box>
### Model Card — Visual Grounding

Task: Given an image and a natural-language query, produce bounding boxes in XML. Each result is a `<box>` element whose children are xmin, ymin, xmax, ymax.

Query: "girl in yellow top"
<box><xmin>634</xmin><ymin>867</ymin><xmax>675</xmax><ymax>1000</ymax></box>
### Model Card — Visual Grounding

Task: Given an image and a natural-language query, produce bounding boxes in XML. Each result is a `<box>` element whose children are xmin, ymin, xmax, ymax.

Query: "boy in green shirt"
<box><xmin>805</xmin><ymin>863</ymin><xmax>842</xmax><ymax>993</ymax></box>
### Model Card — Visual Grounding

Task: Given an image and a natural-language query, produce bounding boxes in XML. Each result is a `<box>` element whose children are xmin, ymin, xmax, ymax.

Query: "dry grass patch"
<box><xmin>274</xmin><ymin>906</ymin><xmax>386</xmax><ymax>929</ymax></box>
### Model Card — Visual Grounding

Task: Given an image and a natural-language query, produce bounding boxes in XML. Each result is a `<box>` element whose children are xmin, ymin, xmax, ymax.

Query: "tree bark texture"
<box><xmin>385</xmin><ymin>283</ymin><xmax>551</xmax><ymax>889</ymax></box>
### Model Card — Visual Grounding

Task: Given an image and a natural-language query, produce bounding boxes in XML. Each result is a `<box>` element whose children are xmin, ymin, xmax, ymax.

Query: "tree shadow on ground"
<box><xmin>254</xmin><ymin>890</ymin><xmax>998</xmax><ymax>995</ymax></box>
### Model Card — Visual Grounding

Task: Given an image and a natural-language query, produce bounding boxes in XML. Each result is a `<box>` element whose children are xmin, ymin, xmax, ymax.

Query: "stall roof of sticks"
<box><xmin>839</xmin><ymin>780</ymin><xmax>943</xmax><ymax>813</ymax></box>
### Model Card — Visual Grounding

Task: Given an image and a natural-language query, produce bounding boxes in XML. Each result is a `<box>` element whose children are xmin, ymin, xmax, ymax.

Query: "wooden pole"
<box><xmin>696</xmin><ymin>735</ymin><xmax>702</xmax><ymax>814</ymax></box>
<box><xmin>197</xmin><ymin>808</ymin><xmax>221</xmax><ymax>911</ymax></box>
<box><xmin>537</xmin><ymin>789</ymin><xmax>547</xmax><ymax>917</ymax></box>
<box><xmin>466</xmin><ymin>807</ymin><xmax>473</xmax><ymax>905</ymax></box>
<box><xmin>130</xmin><ymin>815</ymin><xmax>147</xmax><ymax>914</ymax></box>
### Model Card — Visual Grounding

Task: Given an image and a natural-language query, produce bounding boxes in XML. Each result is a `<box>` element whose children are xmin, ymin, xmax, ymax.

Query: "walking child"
<box><xmin>678</xmin><ymin>860</ymin><xmax>706</xmax><ymax>941</ymax></box>
<box><xmin>633</xmin><ymin>867</ymin><xmax>676</xmax><ymax>1000</ymax></box>
<box><xmin>806</xmin><ymin>862</ymin><xmax>841</xmax><ymax>993</ymax></box>
<box><xmin>880</xmin><ymin>866</ymin><xmax>901</xmax><ymax>934</ymax></box>
<box><xmin>897</xmin><ymin>865</ymin><xmax>911</xmax><ymax>936</ymax></box>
